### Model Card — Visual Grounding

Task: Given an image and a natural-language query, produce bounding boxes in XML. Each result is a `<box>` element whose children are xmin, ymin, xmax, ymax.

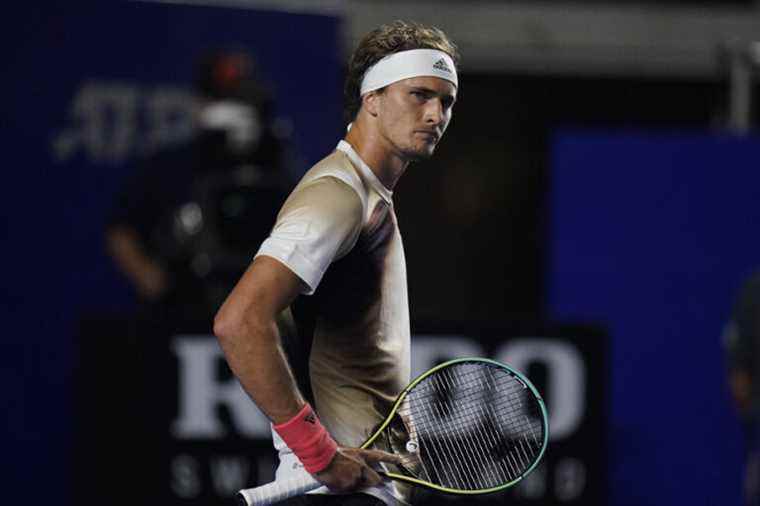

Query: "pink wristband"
<box><xmin>273</xmin><ymin>403</ymin><xmax>338</xmax><ymax>474</ymax></box>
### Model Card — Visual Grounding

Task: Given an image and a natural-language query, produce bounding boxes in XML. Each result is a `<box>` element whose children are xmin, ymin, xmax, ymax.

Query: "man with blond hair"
<box><xmin>214</xmin><ymin>21</ymin><xmax>459</xmax><ymax>505</ymax></box>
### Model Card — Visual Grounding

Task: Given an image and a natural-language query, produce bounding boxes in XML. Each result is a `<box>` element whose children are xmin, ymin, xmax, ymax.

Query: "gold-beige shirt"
<box><xmin>256</xmin><ymin>140</ymin><xmax>411</xmax><ymax>504</ymax></box>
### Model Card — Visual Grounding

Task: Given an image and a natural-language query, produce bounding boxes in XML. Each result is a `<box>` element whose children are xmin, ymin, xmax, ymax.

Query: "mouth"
<box><xmin>415</xmin><ymin>131</ymin><xmax>439</xmax><ymax>143</ymax></box>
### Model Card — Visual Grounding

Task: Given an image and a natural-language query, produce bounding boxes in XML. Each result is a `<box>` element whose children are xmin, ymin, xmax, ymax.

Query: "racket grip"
<box><xmin>237</xmin><ymin>474</ymin><xmax>322</xmax><ymax>506</ymax></box>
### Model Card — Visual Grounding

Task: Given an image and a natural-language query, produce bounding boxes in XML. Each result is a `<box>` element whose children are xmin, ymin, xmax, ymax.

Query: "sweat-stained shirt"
<box><xmin>255</xmin><ymin>140</ymin><xmax>411</xmax><ymax>504</ymax></box>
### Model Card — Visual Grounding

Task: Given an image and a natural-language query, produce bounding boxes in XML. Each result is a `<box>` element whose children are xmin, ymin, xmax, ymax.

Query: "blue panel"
<box><xmin>549</xmin><ymin>131</ymin><xmax>759</xmax><ymax>506</ymax></box>
<box><xmin>1</xmin><ymin>3</ymin><xmax>341</xmax><ymax>503</ymax></box>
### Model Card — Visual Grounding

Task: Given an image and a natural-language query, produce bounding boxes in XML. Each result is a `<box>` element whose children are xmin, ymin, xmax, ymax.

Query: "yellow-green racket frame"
<box><xmin>361</xmin><ymin>357</ymin><xmax>549</xmax><ymax>495</ymax></box>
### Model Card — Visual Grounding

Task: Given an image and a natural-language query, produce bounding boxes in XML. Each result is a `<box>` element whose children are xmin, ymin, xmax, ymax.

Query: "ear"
<box><xmin>362</xmin><ymin>91</ymin><xmax>382</xmax><ymax>117</ymax></box>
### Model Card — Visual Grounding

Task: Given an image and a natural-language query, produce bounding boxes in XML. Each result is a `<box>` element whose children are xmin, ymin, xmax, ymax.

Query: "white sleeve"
<box><xmin>255</xmin><ymin>176</ymin><xmax>364</xmax><ymax>294</ymax></box>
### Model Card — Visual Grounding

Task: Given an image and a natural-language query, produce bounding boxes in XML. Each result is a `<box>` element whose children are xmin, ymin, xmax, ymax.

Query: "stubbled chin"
<box><xmin>404</xmin><ymin>144</ymin><xmax>436</xmax><ymax>161</ymax></box>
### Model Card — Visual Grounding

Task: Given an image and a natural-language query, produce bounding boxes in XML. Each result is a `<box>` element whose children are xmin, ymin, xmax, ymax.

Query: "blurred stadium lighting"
<box><xmin>723</xmin><ymin>40</ymin><xmax>759</xmax><ymax>134</ymax></box>
<box><xmin>149</xmin><ymin>1</ymin><xmax>760</xmax><ymax>78</ymax></box>
<box><xmin>343</xmin><ymin>1</ymin><xmax>760</xmax><ymax>77</ymax></box>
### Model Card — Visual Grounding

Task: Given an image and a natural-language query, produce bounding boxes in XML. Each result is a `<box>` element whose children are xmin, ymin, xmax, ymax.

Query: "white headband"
<box><xmin>360</xmin><ymin>49</ymin><xmax>458</xmax><ymax>96</ymax></box>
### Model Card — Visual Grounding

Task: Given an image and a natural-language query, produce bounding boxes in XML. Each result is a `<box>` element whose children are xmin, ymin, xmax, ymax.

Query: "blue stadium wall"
<box><xmin>2</xmin><ymin>4</ymin><xmax>342</xmax><ymax>504</ymax></box>
<box><xmin>549</xmin><ymin>131</ymin><xmax>759</xmax><ymax>506</ymax></box>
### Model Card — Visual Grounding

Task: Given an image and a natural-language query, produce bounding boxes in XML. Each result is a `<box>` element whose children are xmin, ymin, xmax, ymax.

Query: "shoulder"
<box><xmin>125</xmin><ymin>143</ymin><xmax>195</xmax><ymax>194</ymax></box>
<box><xmin>286</xmin><ymin>150</ymin><xmax>367</xmax><ymax>218</ymax></box>
<box><xmin>279</xmin><ymin>154</ymin><xmax>364</xmax><ymax>226</ymax></box>
<box><xmin>303</xmin><ymin>151</ymin><xmax>367</xmax><ymax>203</ymax></box>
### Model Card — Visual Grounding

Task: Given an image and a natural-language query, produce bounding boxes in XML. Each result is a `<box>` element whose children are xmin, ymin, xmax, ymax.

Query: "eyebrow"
<box><xmin>409</xmin><ymin>86</ymin><xmax>457</xmax><ymax>103</ymax></box>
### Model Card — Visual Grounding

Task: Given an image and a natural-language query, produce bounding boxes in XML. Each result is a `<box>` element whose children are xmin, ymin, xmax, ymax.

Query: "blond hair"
<box><xmin>344</xmin><ymin>20</ymin><xmax>460</xmax><ymax>121</ymax></box>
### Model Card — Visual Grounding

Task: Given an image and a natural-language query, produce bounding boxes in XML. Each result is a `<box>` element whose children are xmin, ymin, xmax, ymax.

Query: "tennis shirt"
<box><xmin>255</xmin><ymin>140</ymin><xmax>411</xmax><ymax>504</ymax></box>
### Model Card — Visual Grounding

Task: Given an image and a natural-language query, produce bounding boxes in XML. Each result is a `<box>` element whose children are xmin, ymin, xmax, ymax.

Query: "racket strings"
<box><xmin>395</xmin><ymin>362</ymin><xmax>544</xmax><ymax>491</ymax></box>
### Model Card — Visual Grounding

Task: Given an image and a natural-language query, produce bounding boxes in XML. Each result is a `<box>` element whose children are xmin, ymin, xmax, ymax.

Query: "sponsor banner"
<box><xmin>75</xmin><ymin>318</ymin><xmax>605</xmax><ymax>505</ymax></box>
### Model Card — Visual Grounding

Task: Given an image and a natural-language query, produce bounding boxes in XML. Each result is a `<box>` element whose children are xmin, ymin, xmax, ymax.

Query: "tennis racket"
<box><xmin>238</xmin><ymin>357</ymin><xmax>548</xmax><ymax>505</ymax></box>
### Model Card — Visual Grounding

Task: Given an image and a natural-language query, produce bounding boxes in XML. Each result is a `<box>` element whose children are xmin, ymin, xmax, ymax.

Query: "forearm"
<box><xmin>729</xmin><ymin>368</ymin><xmax>752</xmax><ymax>412</ymax></box>
<box><xmin>105</xmin><ymin>226</ymin><xmax>167</xmax><ymax>298</ymax></box>
<box><xmin>212</xmin><ymin>257</ymin><xmax>395</xmax><ymax>490</ymax></box>
<box><xmin>216</xmin><ymin>314</ymin><xmax>305</xmax><ymax>424</ymax></box>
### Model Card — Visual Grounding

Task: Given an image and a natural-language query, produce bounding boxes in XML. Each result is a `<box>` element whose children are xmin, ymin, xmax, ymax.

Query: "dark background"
<box><xmin>400</xmin><ymin>74</ymin><xmax>737</xmax><ymax>323</ymax></box>
<box><xmin>4</xmin><ymin>2</ymin><xmax>759</xmax><ymax>505</ymax></box>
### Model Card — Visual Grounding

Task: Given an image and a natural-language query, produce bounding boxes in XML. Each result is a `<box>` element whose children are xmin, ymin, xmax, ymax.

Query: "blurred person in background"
<box><xmin>214</xmin><ymin>21</ymin><xmax>459</xmax><ymax>506</ymax></box>
<box><xmin>106</xmin><ymin>50</ymin><xmax>292</xmax><ymax>320</ymax></box>
<box><xmin>725</xmin><ymin>270</ymin><xmax>760</xmax><ymax>506</ymax></box>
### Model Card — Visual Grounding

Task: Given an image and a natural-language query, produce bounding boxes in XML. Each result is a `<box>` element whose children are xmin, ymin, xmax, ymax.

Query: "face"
<box><xmin>372</xmin><ymin>76</ymin><xmax>457</xmax><ymax>161</ymax></box>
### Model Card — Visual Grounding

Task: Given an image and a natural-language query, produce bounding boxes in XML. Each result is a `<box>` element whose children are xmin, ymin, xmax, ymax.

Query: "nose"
<box><xmin>424</xmin><ymin>98</ymin><xmax>445</xmax><ymax>127</ymax></box>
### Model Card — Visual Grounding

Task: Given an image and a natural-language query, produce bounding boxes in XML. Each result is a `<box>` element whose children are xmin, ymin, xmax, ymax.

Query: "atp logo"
<box><xmin>51</xmin><ymin>80</ymin><xmax>197</xmax><ymax>164</ymax></box>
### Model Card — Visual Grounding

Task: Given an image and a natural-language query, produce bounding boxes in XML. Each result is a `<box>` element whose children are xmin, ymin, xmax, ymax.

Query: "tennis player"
<box><xmin>214</xmin><ymin>21</ymin><xmax>459</xmax><ymax>505</ymax></box>
<box><xmin>724</xmin><ymin>270</ymin><xmax>760</xmax><ymax>506</ymax></box>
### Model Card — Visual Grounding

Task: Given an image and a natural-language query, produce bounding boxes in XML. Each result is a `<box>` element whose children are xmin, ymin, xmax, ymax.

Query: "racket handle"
<box><xmin>237</xmin><ymin>475</ymin><xmax>322</xmax><ymax>506</ymax></box>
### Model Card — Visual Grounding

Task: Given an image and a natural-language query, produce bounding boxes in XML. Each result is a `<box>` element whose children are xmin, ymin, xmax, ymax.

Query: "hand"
<box><xmin>315</xmin><ymin>447</ymin><xmax>401</xmax><ymax>492</ymax></box>
<box><xmin>136</xmin><ymin>262</ymin><xmax>169</xmax><ymax>301</ymax></box>
<box><xmin>730</xmin><ymin>369</ymin><xmax>752</xmax><ymax>414</ymax></box>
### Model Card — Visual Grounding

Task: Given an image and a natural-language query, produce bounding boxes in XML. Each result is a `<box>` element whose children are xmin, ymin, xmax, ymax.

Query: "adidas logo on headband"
<box><xmin>433</xmin><ymin>58</ymin><xmax>452</xmax><ymax>74</ymax></box>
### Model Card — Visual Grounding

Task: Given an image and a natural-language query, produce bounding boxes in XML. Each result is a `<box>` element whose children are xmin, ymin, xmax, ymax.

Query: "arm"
<box><xmin>214</xmin><ymin>255</ymin><xmax>306</xmax><ymax>422</ymax></box>
<box><xmin>214</xmin><ymin>255</ymin><xmax>398</xmax><ymax>491</ymax></box>
<box><xmin>729</xmin><ymin>368</ymin><xmax>752</xmax><ymax>414</ymax></box>
<box><xmin>724</xmin><ymin>272</ymin><xmax>760</xmax><ymax>416</ymax></box>
<box><xmin>105</xmin><ymin>225</ymin><xmax>168</xmax><ymax>300</ymax></box>
<box><xmin>725</xmin><ymin>322</ymin><xmax>753</xmax><ymax>415</ymax></box>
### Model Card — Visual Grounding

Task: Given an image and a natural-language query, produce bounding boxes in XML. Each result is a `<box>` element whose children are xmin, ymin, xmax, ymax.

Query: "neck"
<box><xmin>344</xmin><ymin>121</ymin><xmax>409</xmax><ymax>191</ymax></box>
